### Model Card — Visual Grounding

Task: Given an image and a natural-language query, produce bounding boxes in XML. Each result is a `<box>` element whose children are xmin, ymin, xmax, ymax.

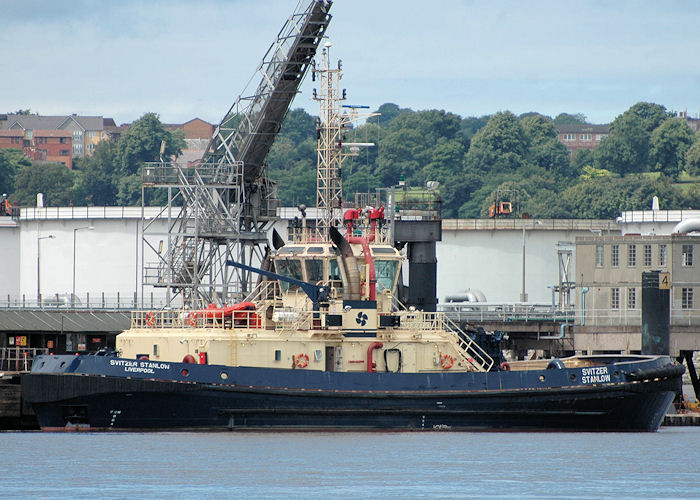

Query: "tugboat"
<box><xmin>23</xmin><ymin>212</ymin><xmax>684</xmax><ymax>431</ymax></box>
<box><xmin>22</xmin><ymin>1</ymin><xmax>684</xmax><ymax>432</ymax></box>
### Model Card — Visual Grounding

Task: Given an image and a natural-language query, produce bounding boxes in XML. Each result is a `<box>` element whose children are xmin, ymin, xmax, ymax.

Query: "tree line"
<box><xmin>1</xmin><ymin>102</ymin><xmax>699</xmax><ymax>219</ymax></box>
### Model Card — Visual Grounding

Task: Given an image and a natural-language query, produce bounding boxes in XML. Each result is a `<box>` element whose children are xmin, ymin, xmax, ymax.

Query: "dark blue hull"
<box><xmin>23</xmin><ymin>354</ymin><xmax>683</xmax><ymax>431</ymax></box>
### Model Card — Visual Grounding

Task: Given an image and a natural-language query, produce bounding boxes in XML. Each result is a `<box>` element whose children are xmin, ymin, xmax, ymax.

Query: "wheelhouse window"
<box><xmin>328</xmin><ymin>258</ymin><xmax>342</xmax><ymax>281</ymax></box>
<box><xmin>374</xmin><ymin>259</ymin><xmax>399</xmax><ymax>292</ymax></box>
<box><xmin>275</xmin><ymin>259</ymin><xmax>303</xmax><ymax>292</ymax></box>
<box><xmin>304</xmin><ymin>259</ymin><xmax>324</xmax><ymax>284</ymax></box>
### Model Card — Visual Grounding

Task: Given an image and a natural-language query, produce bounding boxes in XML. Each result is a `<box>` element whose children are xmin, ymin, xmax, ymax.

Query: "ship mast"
<box><xmin>312</xmin><ymin>42</ymin><xmax>378</xmax><ymax>241</ymax></box>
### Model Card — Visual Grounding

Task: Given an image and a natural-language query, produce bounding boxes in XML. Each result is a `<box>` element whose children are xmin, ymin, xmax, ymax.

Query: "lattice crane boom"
<box><xmin>142</xmin><ymin>1</ymin><xmax>333</xmax><ymax>308</ymax></box>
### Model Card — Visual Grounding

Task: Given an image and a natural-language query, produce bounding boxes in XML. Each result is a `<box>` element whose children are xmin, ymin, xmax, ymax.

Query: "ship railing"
<box><xmin>243</xmin><ymin>280</ymin><xmax>282</xmax><ymax>304</ymax></box>
<box><xmin>395</xmin><ymin>310</ymin><xmax>494</xmax><ymax>372</ymax></box>
<box><xmin>0</xmin><ymin>347</ymin><xmax>49</xmax><ymax>372</ymax></box>
<box><xmin>274</xmin><ymin>308</ymin><xmax>314</xmax><ymax>333</ymax></box>
<box><xmin>439</xmin><ymin>313</ymin><xmax>495</xmax><ymax>372</ymax></box>
<box><xmin>130</xmin><ymin>309</ymin><xmax>264</xmax><ymax>330</ymax></box>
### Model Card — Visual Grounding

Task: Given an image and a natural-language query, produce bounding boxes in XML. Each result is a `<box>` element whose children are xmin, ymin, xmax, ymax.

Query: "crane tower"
<box><xmin>141</xmin><ymin>0</ymin><xmax>333</xmax><ymax>308</ymax></box>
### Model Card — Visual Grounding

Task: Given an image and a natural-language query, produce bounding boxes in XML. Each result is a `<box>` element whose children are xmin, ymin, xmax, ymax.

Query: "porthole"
<box><xmin>181</xmin><ymin>369</ymin><xmax>189</xmax><ymax>377</ymax></box>
<box><xmin>613</xmin><ymin>371</ymin><xmax>620</xmax><ymax>378</ymax></box>
<box><xmin>220</xmin><ymin>372</ymin><xmax>229</xmax><ymax>380</ymax></box>
<box><xmin>569</xmin><ymin>373</ymin><xmax>576</xmax><ymax>381</ymax></box>
<box><xmin>539</xmin><ymin>375</ymin><xmax>546</xmax><ymax>382</ymax></box>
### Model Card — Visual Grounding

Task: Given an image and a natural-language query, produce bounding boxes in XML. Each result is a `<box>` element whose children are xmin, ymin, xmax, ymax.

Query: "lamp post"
<box><xmin>73</xmin><ymin>226</ymin><xmax>94</xmax><ymax>305</ymax></box>
<box><xmin>520</xmin><ymin>221</ymin><xmax>541</xmax><ymax>303</ymax></box>
<box><xmin>37</xmin><ymin>234</ymin><xmax>55</xmax><ymax>304</ymax></box>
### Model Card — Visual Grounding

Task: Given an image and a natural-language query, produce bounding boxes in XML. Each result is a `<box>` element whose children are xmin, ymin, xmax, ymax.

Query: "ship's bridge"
<box><xmin>273</xmin><ymin>242</ymin><xmax>402</xmax><ymax>296</ymax></box>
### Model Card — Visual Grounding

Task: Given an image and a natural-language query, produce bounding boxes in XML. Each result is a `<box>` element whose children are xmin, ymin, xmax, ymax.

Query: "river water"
<box><xmin>1</xmin><ymin>428</ymin><xmax>698</xmax><ymax>499</ymax></box>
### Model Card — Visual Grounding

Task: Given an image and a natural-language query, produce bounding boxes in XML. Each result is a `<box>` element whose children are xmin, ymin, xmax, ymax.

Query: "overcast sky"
<box><xmin>2</xmin><ymin>0</ymin><xmax>699</xmax><ymax>126</ymax></box>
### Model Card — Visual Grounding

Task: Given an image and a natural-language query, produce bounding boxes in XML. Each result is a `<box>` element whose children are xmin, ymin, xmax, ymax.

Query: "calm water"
<box><xmin>1</xmin><ymin>428</ymin><xmax>698</xmax><ymax>499</ymax></box>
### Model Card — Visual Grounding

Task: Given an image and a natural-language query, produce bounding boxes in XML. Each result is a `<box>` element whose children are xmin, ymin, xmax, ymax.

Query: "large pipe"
<box><xmin>672</xmin><ymin>219</ymin><xmax>700</xmax><ymax>234</ymax></box>
<box><xmin>366</xmin><ymin>342</ymin><xmax>383</xmax><ymax>372</ymax></box>
<box><xmin>330</xmin><ymin>226</ymin><xmax>361</xmax><ymax>299</ymax></box>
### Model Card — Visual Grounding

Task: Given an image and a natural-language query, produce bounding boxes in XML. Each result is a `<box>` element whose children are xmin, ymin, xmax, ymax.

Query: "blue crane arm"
<box><xmin>226</xmin><ymin>260</ymin><xmax>327</xmax><ymax>307</ymax></box>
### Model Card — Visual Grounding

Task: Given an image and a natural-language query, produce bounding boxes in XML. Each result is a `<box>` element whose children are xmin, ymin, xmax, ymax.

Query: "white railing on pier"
<box><xmin>0</xmin><ymin>347</ymin><xmax>49</xmax><ymax>372</ymax></box>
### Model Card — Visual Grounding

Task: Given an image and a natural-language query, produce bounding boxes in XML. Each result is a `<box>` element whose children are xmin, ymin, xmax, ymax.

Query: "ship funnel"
<box><xmin>330</xmin><ymin>226</ymin><xmax>361</xmax><ymax>299</ymax></box>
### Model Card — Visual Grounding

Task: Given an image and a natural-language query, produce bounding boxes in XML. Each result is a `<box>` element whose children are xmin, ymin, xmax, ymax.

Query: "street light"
<box><xmin>73</xmin><ymin>226</ymin><xmax>95</xmax><ymax>305</ymax></box>
<box><xmin>37</xmin><ymin>234</ymin><xmax>55</xmax><ymax>304</ymax></box>
<box><xmin>520</xmin><ymin>221</ymin><xmax>542</xmax><ymax>303</ymax></box>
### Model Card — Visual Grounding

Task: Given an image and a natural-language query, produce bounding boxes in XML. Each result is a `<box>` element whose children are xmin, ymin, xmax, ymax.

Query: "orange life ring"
<box><xmin>187</xmin><ymin>312</ymin><xmax>197</xmax><ymax>327</ymax></box>
<box><xmin>295</xmin><ymin>353</ymin><xmax>309</xmax><ymax>368</ymax></box>
<box><xmin>440</xmin><ymin>353</ymin><xmax>454</xmax><ymax>370</ymax></box>
<box><xmin>500</xmin><ymin>361</ymin><xmax>511</xmax><ymax>372</ymax></box>
<box><xmin>145</xmin><ymin>311</ymin><xmax>156</xmax><ymax>326</ymax></box>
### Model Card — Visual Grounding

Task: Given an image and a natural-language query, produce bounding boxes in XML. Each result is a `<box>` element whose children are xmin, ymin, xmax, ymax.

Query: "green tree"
<box><xmin>464</xmin><ymin>111</ymin><xmax>529</xmax><ymax>175</ymax></box>
<box><xmin>11</xmin><ymin>163</ymin><xmax>76</xmax><ymax>206</ymax></box>
<box><xmin>602</xmin><ymin>102</ymin><xmax>672</xmax><ymax>173</ymax></box>
<box><xmin>649</xmin><ymin>118</ymin><xmax>695</xmax><ymax>179</ymax></box>
<box><xmin>685</xmin><ymin>133</ymin><xmax>700</xmax><ymax>176</ymax></box>
<box><xmin>521</xmin><ymin>114</ymin><xmax>573</xmax><ymax>176</ymax></box>
<box><xmin>117</xmin><ymin>112</ymin><xmax>185</xmax><ymax>176</ymax></box>
<box><xmin>571</xmin><ymin>148</ymin><xmax>594</xmax><ymax>173</ymax></box>
<box><xmin>553</xmin><ymin>113</ymin><xmax>587</xmax><ymax>125</ymax></box>
<box><xmin>0</xmin><ymin>149</ymin><xmax>30</xmax><ymax>196</ymax></box>
<box><xmin>593</xmin><ymin>135</ymin><xmax>638</xmax><ymax>175</ymax></box>
<box><xmin>73</xmin><ymin>139</ymin><xmax>120</xmax><ymax>205</ymax></box>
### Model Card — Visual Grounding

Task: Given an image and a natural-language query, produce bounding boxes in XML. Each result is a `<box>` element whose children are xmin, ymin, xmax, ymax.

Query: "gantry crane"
<box><xmin>141</xmin><ymin>0</ymin><xmax>333</xmax><ymax>308</ymax></box>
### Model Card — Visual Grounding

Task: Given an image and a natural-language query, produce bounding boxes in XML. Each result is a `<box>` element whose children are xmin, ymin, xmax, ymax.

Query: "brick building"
<box><xmin>0</xmin><ymin>129</ymin><xmax>73</xmax><ymax>168</ymax></box>
<box><xmin>555</xmin><ymin>123</ymin><xmax>609</xmax><ymax>156</ymax></box>
<box><xmin>0</xmin><ymin>114</ymin><xmax>114</xmax><ymax>159</ymax></box>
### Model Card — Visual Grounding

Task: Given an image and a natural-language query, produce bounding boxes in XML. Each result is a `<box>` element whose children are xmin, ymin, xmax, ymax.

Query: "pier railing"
<box><xmin>0</xmin><ymin>347</ymin><xmax>49</xmax><ymax>372</ymax></box>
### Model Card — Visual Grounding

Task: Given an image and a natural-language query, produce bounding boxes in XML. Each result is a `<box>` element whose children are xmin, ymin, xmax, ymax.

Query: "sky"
<box><xmin>2</xmin><ymin>0</ymin><xmax>700</xmax><ymax>126</ymax></box>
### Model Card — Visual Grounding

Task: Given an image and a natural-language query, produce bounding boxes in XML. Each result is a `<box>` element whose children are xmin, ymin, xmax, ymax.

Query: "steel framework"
<box><xmin>141</xmin><ymin>0</ymin><xmax>332</xmax><ymax>308</ymax></box>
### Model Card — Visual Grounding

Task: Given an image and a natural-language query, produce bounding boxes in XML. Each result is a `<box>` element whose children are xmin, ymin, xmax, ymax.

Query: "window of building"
<box><xmin>73</xmin><ymin>143</ymin><xmax>83</xmax><ymax>155</ymax></box>
<box><xmin>580</xmin><ymin>134</ymin><xmax>592</xmax><ymax>142</ymax></box>
<box><xmin>611</xmin><ymin>288</ymin><xmax>620</xmax><ymax>310</ymax></box>
<box><xmin>659</xmin><ymin>244</ymin><xmax>667</xmax><ymax>266</ymax></box>
<box><xmin>627</xmin><ymin>288</ymin><xmax>636</xmax><ymax>309</ymax></box>
<box><xmin>563</xmin><ymin>134</ymin><xmax>576</xmax><ymax>142</ymax></box>
<box><xmin>596</xmin><ymin>134</ymin><xmax>607</xmax><ymax>142</ymax></box>
<box><xmin>11</xmin><ymin>137</ymin><xmax>20</xmax><ymax>144</ymax></box>
<box><xmin>595</xmin><ymin>245</ymin><xmax>604</xmax><ymax>266</ymax></box>
<box><xmin>86</xmin><ymin>131</ymin><xmax>97</xmax><ymax>140</ymax></box>
<box><xmin>682</xmin><ymin>245</ymin><xmax>693</xmax><ymax>266</ymax></box>
<box><xmin>611</xmin><ymin>245</ymin><xmax>619</xmax><ymax>267</ymax></box>
<box><xmin>682</xmin><ymin>288</ymin><xmax>694</xmax><ymax>309</ymax></box>
<box><xmin>643</xmin><ymin>244</ymin><xmax>652</xmax><ymax>267</ymax></box>
<box><xmin>72</xmin><ymin>130</ymin><xmax>83</xmax><ymax>140</ymax></box>
<box><xmin>627</xmin><ymin>244</ymin><xmax>636</xmax><ymax>266</ymax></box>
<box><xmin>38</xmin><ymin>137</ymin><xmax>45</xmax><ymax>144</ymax></box>
<box><xmin>60</xmin><ymin>137</ymin><xmax>68</xmax><ymax>144</ymax></box>
<box><xmin>60</xmin><ymin>150</ymin><xmax>69</xmax><ymax>156</ymax></box>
